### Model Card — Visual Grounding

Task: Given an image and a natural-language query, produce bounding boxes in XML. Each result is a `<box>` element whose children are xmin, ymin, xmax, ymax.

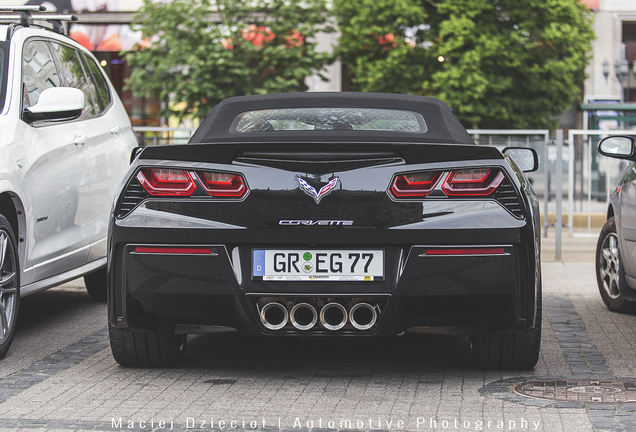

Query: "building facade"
<box><xmin>584</xmin><ymin>0</ymin><xmax>636</xmax><ymax>103</ymax></box>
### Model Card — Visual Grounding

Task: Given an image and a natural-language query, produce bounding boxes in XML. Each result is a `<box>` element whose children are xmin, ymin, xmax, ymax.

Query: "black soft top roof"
<box><xmin>189</xmin><ymin>92</ymin><xmax>475</xmax><ymax>145</ymax></box>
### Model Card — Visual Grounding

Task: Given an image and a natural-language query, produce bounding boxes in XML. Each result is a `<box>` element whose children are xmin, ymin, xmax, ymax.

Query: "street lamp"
<box><xmin>615</xmin><ymin>58</ymin><xmax>630</xmax><ymax>101</ymax></box>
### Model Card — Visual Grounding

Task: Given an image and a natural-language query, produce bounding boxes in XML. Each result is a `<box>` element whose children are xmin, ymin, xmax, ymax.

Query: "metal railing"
<box><xmin>567</xmin><ymin>129</ymin><xmax>636</xmax><ymax>236</ymax></box>
<box><xmin>132</xmin><ymin>125</ymin><xmax>636</xmax><ymax>252</ymax></box>
<box><xmin>467</xmin><ymin>129</ymin><xmax>552</xmax><ymax>230</ymax></box>
<box><xmin>132</xmin><ymin>126</ymin><xmax>197</xmax><ymax>146</ymax></box>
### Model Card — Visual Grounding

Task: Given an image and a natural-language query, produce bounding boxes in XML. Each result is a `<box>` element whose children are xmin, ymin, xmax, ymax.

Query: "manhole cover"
<box><xmin>513</xmin><ymin>379</ymin><xmax>636</xmax><ymax>403</ymax></box>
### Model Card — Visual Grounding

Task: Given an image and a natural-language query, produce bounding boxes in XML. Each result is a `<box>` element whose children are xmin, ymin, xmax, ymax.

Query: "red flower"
<box><xmin>221</xmin><ymin>38</ymin><xmax>234</xmax><ymax>50</ymax></box>
<box><xmin>285</xmin><ymin>29</ymin><xmax>304</xmax><ymax>48</ymax></box>
<box><xmin>378</xmin><ymin>33</ymin><xmax>397</xmax><ymax>49</ymax></box>
<box><xmin>242</xmin><ymin>25</ymin><xmax>275</xmax><ymax>47</ymax></box>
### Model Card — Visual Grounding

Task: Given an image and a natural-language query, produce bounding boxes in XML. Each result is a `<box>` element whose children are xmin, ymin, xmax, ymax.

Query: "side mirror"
<box><xmin>23</xmin><ymin>87</ymin><xmax>84</xmax><ymax>123</ymax></box>
<box><xmin>598</xmin><ymin>135</ymin><xmax>636</xmax><ymax>160</ymax></box>
<box><xmin>502</xmin><ymin>147</ymin><xmax>539</xmax><ymax>172</ymax></box>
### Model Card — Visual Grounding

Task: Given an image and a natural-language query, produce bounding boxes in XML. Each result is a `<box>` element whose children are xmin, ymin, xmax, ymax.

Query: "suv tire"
<box><xmin>84</xmin><ymin>267</ymin><xmax>107</xmax><ymax>301</ymax></box>
<box><xmin>0</xmin><ymin>214</ymin><xmax>19</xmax><ymax>359</ymax></box>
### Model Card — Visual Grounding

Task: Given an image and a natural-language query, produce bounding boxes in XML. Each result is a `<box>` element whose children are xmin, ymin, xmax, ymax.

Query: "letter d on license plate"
<box><xmin>252</xmin><ymin>249</ymin><xmax>384</xmax><ymax>281</ymax></box>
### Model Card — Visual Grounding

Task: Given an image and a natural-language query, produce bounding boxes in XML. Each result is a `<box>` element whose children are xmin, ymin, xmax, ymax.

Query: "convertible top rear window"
<box><xmin>231</xmin><ymin>108</ymin><xmax>427</xmax><ymax>133</ymax></box>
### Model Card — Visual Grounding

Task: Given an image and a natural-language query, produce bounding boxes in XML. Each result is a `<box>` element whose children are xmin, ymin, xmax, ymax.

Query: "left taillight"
<box><xmin>136</xmin><ymin>168</ymin><xmax>248</xmax><ymax>198</ymax></box>
<box><xmin>137</xmin><ymin>168</ymin><xmax>196</xmax><ymax>196</ymax></box>
<box><xmin>196</xmin><ymin>172</ymin><xmax>246</xmax><ymax>197</ymax></box>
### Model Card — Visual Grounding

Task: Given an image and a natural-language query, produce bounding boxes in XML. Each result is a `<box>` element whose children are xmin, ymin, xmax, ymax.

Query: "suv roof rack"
<box><xmin>0</xmin><ymin>5</ymin><xmax>78</xmax><ymax>35</ymax></box>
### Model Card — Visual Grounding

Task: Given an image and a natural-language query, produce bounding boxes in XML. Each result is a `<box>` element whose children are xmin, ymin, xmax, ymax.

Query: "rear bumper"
<box><xmin>109</xmin><ymin>236</ymin><xmax>536</xmax><ymax>337</ymax></box>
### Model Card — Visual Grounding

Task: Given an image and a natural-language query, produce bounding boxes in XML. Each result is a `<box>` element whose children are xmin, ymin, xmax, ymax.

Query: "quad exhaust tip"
<box><xmin>260</xmin><ymin>299</ymin><xmax>379</xmax><ymax>331</ymax></box>
<box><xmin>320</xmin><ymin>302</ymin><xmax>348</xmax><ymax>331</ymax></box>
<box><xmin>260</xmin><ymin>302</ymin><xmax>288</xmax><ymax>331</ymax></box>
<box><xmin>349</xmin><ymin>302</ymin><xmax>377</xmax><ymax>331</ymax></box>
<box><xmin>290</xmin><ymin>303</ymin><xmax>318</xmax><ymax>330</ymax></box>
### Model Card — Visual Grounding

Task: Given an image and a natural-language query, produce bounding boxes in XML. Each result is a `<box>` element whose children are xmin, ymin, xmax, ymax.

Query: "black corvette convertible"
<box><xmin>107</xmin><ymin>92</ymin><xmax>541</xmax><ymax>369</ymax></box>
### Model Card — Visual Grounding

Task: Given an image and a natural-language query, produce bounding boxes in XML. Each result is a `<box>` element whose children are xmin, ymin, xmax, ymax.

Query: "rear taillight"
<box><xmin>196</xmin><ymin>172</ymin><xmax>246</xmax><ymax>197</ymax></box>
<box><xmin>391</xmin><ymin>168</ymin><xmax>505</xmax><ymax>198</ymax></box>
<box><xmin>442</xmin><ymin>169</ymin><xmax>504</xmax><ymax>196</ymax></box>
<box><xmin>136</xmin><ymin>168</ymin><xmax>248</xmax><ymax>198</ymax></box>
<box><xmin>391</xmin><ymin>172</ymin><xmax>441</xmax><ymax>197</ymax></box>
<box><xmin>137</xmin><ymin>168</ymin><xmax>196</xmax><ymax>196</ymax></box>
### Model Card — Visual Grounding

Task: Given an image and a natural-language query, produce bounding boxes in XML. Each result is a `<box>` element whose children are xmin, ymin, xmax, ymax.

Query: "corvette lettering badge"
<box><xmin>297</xmin><ymin>177</ymin><xmax>339</xmax><ymax>204</ymax></box>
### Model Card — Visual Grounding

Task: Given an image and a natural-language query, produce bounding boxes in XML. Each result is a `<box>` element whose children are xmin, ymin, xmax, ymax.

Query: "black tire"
<box><xmin>596</xmin><ymin>217</ymin><xmax>636</xmax><ymax>313</ymax></box>
<box><xmin>470</xmin><ymin>288</ymin><xmax>541</xmax><ymax>370</ymax></box>
<box><xmin>470</xmin><ymin>327</ymin><xmax>541</xmax><ymax>369</ymax></box>
<box><xmin>84</xmin><ymin>267</ymin><xmax>107</xmax><ymax>301</ymax></box>
<box><xmin>109</xmin><ymin>325</ymin><xmax>187</xmax><ymax>367</ymax></box>
<box><xmin>0</xmin><ymin>214</ymin><xmax>20</xmax><ymax>359</ymax></box>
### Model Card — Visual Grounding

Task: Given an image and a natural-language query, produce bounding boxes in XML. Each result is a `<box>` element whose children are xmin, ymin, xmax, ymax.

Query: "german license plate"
<box><xmin>252</xmin><ymin>249</ymin><xmax>384</xmax><ymax>281</ymax></box>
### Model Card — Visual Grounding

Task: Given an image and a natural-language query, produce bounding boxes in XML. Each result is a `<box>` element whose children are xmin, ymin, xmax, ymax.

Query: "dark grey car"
<box><xmin>597</xmin><ymin>135</ymin><xmax>636</xmax><ymax>312</ymax></box>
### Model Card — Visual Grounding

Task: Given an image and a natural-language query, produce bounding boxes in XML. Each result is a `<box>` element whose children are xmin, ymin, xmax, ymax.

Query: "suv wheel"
<box><xmin>109</xmin><ymin>325</ymin><xmax>186</xmax><ymax>367</ymax></box>
<box><xmin>0</xmin><ymin>215</ymin><xmax>19</xmax><ymax>359</ymax></box>
<box><xmin>596</xmin><ymin>217</ymin><xmax>635</xmax><ymax>313</ymax></box>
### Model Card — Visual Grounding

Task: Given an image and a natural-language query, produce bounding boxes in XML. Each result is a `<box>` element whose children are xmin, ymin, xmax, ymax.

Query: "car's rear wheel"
<box><xmin>596</xmin><ymin>217</ymin><xmax>635</xmax><ymax>313</ymax></box>
<box><xmin>470</xmin><ymin>294</ymin><xmax>541</xmax><ymax>370</ymax></box>
<box><xmin>109</xmin><ymin>325</ymin><xmax>186</xmax><ymax>367</ymax></box>
<box><xmin>84</xmin><ymin>267</ymin><xmax>107</xmax><ymax>301</ymax></box>
<box><xmin>470</xmin><ymin>327</ymin><xmax>541</xmax><ymax>369</ymax></box>
<box><xmin>0</xmin><ymin>215</ymin><xmax>19</xmax><ymax>359</ymax></box>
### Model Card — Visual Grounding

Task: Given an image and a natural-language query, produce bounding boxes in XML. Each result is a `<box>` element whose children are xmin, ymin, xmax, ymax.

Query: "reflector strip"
<box><xmin>424</xmin><ymin>248</ymin><xmax>505</xmax><ymax>256</ymax></box>
<box><xmin>134</xmin><ymin>247</ymin><xmax>212</xmax><ymax>254</ymax></box>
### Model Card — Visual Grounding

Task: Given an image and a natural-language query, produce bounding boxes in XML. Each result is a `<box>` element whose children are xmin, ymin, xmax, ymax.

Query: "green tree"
<box><xmin>125</xmin><ymin>0</ymin><xmax>333</xmax><ymax>119</ymax></box>
<box><xmin>335</xmin><ymin>0</ymin><xmax>594</xmax><ymax>129</ymax></box>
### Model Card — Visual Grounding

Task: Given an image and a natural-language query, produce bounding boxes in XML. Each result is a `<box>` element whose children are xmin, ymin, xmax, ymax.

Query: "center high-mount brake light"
<box><xmin>391</xmin><ymin>172</ymin><xmax>441</xmax><ymax>197</ymax></box>
<box><xmin>196</xmin><ymin>172</ymin><xmax>246</xmax><ymax>197</ymax></box>
<box><xmin>137</xmin><ymin>168</ymin><xmax>196</xmax><ymax>196</ymax></box>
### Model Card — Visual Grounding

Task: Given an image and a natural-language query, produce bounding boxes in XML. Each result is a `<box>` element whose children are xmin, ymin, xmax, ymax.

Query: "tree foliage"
<box><xmin>125</xmin><ymin>0</ymin><xmax>333</xmax><ymax>119</ymax></box>
<box><xmin>335</xmin><ymin>0</ymin><xmax>595</xmax><ymax>129</ymax></box>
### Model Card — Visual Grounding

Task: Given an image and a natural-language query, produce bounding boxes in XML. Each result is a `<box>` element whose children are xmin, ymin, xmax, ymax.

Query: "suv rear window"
<box><xmin>231</xmin><ymin>107</ymin><xmax>427</xmax><ymax>133</ymax></box>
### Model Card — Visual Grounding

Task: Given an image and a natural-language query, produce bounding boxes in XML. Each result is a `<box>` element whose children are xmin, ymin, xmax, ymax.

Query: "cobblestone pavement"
<box><xmin>0</xmin><ymin>237</ymin><xmax>635</xmax><ymax>432</ymax></box>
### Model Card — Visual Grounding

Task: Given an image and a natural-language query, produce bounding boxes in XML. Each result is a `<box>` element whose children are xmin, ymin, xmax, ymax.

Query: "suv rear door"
<box><xmin>20</xmin><ymin>38</ymin><xmax>91</xmax><ymax>281</ymax></box>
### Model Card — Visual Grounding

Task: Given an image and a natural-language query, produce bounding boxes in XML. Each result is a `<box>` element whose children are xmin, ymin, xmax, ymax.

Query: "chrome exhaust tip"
<box><xmin>320</xmin><ymin>302</ymin><xmax>348</xmax><ymax>331</ymax></box>
<box><xmin>349</xmin><ymin>303</ymin><xmax>377</xmax><ymax>331</ymax></box>
<box><xmin>260</xmin><ymin>302</ymin><xmax>288</xmax><ymax>330</ymax></box>
<box><xmin>290</xmin><ymin>303</ymin><xmax>318</xmax><ymax>330</ymax></box>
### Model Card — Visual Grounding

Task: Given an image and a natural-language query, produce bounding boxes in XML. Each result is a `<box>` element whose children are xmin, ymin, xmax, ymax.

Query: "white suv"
<box><xmin>0</xmin><ymin>6</ymin><xmax>137</xmax><ymax>357</ymax></box>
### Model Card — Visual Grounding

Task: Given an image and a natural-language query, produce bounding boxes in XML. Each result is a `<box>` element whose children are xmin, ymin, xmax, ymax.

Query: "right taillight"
<box><xmin>137</xmin><ymin>168</ymin><xmax>196</xmax><ymax>196</ymax></box>
<box><xmin>442</xmin><ymin>168</ymin><xmax>504</xmax><ymax>196</ymax></box>
<box><xmin>391</xmin><ymin>168</ymin><xmax>505</xmax><ymax>198</ymax></box>
<box><xmin>196</xmin><ymin>172</ymin><xmax>246</xmax><ymax>197</ymax></box>
<box><xmin>391</xmin><ymin>172</ymin><xmax>442</xmax><ymax>197</ymax></box>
